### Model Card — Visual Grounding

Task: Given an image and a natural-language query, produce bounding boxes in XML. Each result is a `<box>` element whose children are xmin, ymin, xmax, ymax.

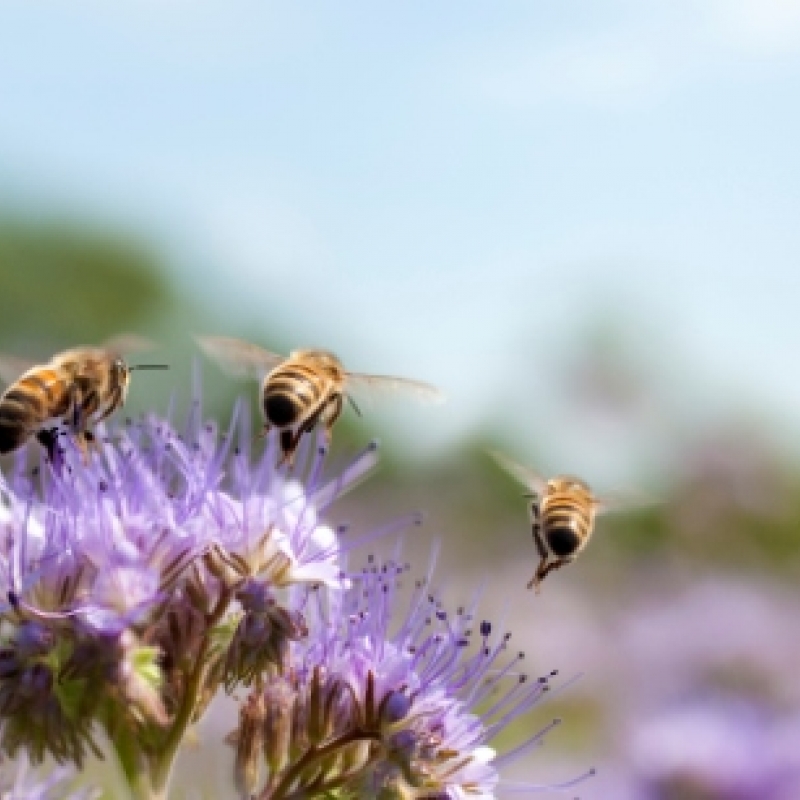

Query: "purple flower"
<box><xmin>232</xmin><ymin>554</ymin><xmax>594</xmax><ymax>799</ymax></box>
<box><xmin>0</xmin><ymin>401</ymin><xmax>583</xmax><ymax>799</ymax></box>
<box><xmin>629</xmin><ymin>697</ymin><xmax>800</xmax><ymax>800</ymax></box>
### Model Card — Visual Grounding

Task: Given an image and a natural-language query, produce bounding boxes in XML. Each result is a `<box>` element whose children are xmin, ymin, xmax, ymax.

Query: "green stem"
<box><xmin>128</xmin><ymin>769</ymin><xmax>168</xmax><ymax>800</ymax></box>
<box><xmin>149</xmin><ymin>587</ymin><xmax>234</xmax><ymax>795</ymax></box>
<box><xmin>109</xmin><ymin>720</ymin><xmax>162</xmax><ymax>800</ymax></box>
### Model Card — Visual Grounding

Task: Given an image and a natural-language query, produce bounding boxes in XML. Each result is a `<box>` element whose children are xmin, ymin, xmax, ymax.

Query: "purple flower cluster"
<box><xmin>0</xmin><ymin>402</ymin><xmax>583</xmax><ymax>799</ymax></box>
<box><xmin>628</xmin><ymin>697</ymin><xmax>800</xmax><ymax>800</ymax></box>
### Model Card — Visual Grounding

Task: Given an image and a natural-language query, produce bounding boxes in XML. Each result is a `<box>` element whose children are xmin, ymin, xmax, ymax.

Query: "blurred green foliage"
<box><xmin>3</xmin><ymin>216</ymin><xmax>800</xmax><ymax>584</ymax></box>
<box><xmin>0</xmin><ymin>219</ymin><xmax>171</xmax><ymax>350</ymax></box>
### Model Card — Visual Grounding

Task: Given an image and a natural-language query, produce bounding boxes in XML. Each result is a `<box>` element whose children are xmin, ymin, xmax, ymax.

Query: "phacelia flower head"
<box><xmin>0</xmin><ymin>396</ymin><xmax>585</xmax><ymax>799</ymax></box>
<box><xmin>232</xmin><ymin>551</ymin><xmax>595</xmax><ymax>799</ymax></box>
<box><xmin>0</xmin><ymin>400</ymin><xmax>372</xmax><ymax>767</ymax></box>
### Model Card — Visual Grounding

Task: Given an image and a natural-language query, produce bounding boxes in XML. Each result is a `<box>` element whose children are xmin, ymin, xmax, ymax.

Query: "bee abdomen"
<box><xmin>263</xmin><ymin>392</ymin><xmax>302</xmax><ymax>427</ymax></box>
<box><xmin>543</xmin><ymin>525</ymin><xmax>582</xmax><ymax>557</ymax></box>
<box><xmin>542</xmin><ymin>499</ymin><xmax>591</xmax><ymax>557</ymax></box>
<box><xmin>0</xmin><ymin>411</ymin><xmax>32</xmax><ymax>453</ymax></box>
<box><xmin>0</xmin><ymin>371</ymin><xmax>71</xmax><ymax>454</ymax></box>
<box><xmin>0</xmin><ymin>390</ymin><xmax>44</xmax><ymax>453</ymax></box>
<box><xmin>264</xmin><ymin>367</ymin><xmax>323</xmax><ymax>428</ymax></box>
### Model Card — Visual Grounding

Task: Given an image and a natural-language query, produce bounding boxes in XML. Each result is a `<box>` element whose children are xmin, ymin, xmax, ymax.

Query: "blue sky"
<box><xmin>1</xmin><ymin>1</ymin><xmax>799</xmax><ymax>475</ymax></box>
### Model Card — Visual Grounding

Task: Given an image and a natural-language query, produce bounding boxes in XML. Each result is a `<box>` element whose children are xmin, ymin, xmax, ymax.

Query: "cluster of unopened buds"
<box><xmin>0</xmin><ymin>398</ymin><xmax>592</xmax><ymax>799</ymax></box>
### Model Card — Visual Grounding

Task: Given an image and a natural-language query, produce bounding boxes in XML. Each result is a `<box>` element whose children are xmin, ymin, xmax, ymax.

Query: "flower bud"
<box><xmin>263</xmin><ymin>678</ymin><xmax>296</xmax><ymax>775</ymax></box>
<box><xmin>234</xmin><ymin>691</ymin><xmax>265</xmax><ymax>799</ymax></box>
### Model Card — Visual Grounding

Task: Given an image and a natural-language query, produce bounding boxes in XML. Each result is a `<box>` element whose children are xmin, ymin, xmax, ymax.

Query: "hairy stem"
<box><xmin>264</xmin><ymin>729</ymin><xmax>380</xmax><ymax>800</ymax></box>
<box><xmin>150</xmin><ymin>587</ymin><xmax>234</xmax><ymax>795</ymax></box>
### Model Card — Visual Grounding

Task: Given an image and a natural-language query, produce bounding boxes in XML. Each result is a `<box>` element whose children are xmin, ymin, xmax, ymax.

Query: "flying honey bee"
<box><xmin>0</xmin><ymin>336</ymin><xmax>167</xmax><ymax>460</ymax></box>
<box><xmin>197</xmin><ymin>335</ymin><xmax>444</xmax><ymax>465</ymax></box>
<box><xmin>490</xmin><ymin>451</ymin><xmax>639</xmax><ymax>593</ymax></box>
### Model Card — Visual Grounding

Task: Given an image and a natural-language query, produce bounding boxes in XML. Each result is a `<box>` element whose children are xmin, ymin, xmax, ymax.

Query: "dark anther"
<box><xmin>98</xmin><ymin>481</ymin><xmax>108</xmax><ymax>492</ymax></box>
<box><xmin>480</xmin><ymin>621</ymin><xmax>491</xmax><ymax>637</ymax></box>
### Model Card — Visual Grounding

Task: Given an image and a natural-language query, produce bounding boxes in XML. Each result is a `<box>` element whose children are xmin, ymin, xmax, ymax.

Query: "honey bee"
<box><xmin>490</xmin><ymin>451</ymin><xmax>636</xmax><ymax>592</ymax></box>
<box><xmin>197</xmin><ymin>335</ymin><xmax>444</xmax><ymax>465</ymax></box>
<box><xmin>0</xmin><ymin>337</ymin><xmax>167</xmax><ymax>459</ymax></box>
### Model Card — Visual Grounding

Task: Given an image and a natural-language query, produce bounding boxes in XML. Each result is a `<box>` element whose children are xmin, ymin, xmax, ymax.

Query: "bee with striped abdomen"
<box><xmin>490</xmin><ymin>451</ymin><xmax>634</xmax><ymax>593</ymax></box>
<box><xmin>0</xmin><ymin>337</ymin><xmax>167</xmax><ymax>460</ymax></box>
<box><xmin>197</xmin><ymin>335</ymin><xmax>444</xmax><ymax>466</ymax></box>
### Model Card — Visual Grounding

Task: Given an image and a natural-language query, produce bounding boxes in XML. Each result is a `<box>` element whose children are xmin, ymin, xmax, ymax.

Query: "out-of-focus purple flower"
<box><xmin>0</xmin><ymin>749</ymin><xmax>99</xmax><ymax>799</ymax></box>
<box><xmin>629</xmin><ymin>697</ymin><xmax>800</xmax><ymax>800</ymax></box>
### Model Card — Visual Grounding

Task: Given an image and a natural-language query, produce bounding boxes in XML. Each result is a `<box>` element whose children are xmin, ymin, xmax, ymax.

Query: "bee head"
<box><xmin>111</xmin><ymin>357</ymin><xmax>132</xmax><ymax>395</ymax></box>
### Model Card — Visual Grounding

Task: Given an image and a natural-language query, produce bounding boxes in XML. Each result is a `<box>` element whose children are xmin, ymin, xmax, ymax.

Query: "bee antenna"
<box><xmin>346</xmin><ymin>394</ymin><xmax>362</xmax><ymax>417</ymax></box>
<box><xmin>130</xmin><ymin>364</ymin><xmax>170</xmax><ymax>371</ymax></box>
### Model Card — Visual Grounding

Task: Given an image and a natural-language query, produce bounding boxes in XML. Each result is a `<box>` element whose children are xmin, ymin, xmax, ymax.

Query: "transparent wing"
<box><xmin>594</xmin><ymin>488</ymin><xmax>657</xmax><ymax>516</ymax></box>
<box><xmin>196</xmin><ymin>335</ymin><xmax>285</xmax><ymax>381</ymax></box>
<box><xmin>488</xmin><ymin>450</ymin><xmax>548</xmax><ymax>495</ymax></box>
<box><xmin>0</xmin><ymin>355</ymin><xmax>37</xmax><ymax>386</ymax></box>
<box><xmin>101</xmin><ymin>333</ymin><xmax>157</xmax><ymax>356</ymax></box>
<box><xmin>344</xmin><ymin>372</ymin><xmax>446</xmax><ymax>406</ymax></box>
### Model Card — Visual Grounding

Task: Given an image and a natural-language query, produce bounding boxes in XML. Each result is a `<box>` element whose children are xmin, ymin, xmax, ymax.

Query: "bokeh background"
<box><xmin>2</xmin><ymin>3</ymin><xmax>800</xmax><ymax>798</ymax></box>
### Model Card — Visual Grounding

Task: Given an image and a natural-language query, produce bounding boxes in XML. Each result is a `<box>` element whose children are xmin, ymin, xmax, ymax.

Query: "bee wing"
<box><xmin>594</xmin><ymin>488</ymin><xmax>657</xmax><ymax>516</ymax></box>
<box><xmin>488</xmin><ymin>450</ymin><xmax>548</xmax><ymax>496</ymax></box>
<box><xmin>344</xmin><ymin>372</ymin><xmax>446</xmax><ymax>407</ymax></box>
<box><xmin>101</xmin><ymin>333</ymin><xmax>157</xmax><ymax>356</ymax></box>
<box><xmin>195</xmin><ymin>335</ymin><xmax>285</xmax><ymax>381</ymax></box>
<box><xmin>0</xmin><ymin>355</ymin><xmax>38</xmax><ymax>386</ymax></box>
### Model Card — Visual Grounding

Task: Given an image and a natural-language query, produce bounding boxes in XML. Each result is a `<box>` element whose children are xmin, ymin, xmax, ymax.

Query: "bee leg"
<box><xmin>35</xmin><ymin>428</ymin><xmax>59</xmax><ymax>462</ymax></box>
<box><xmin>527</xmin><ymin>507</ymin><xmax>549</xmax><ymax>592</ymax></box>
<box><xmin>277</xmin><ymin>428</ymin><xmax>301</xmax><ymax>468</ymax></box>
<box><xmin>528</xmin><ymin>558</ymin><xmax>571</xmax><ymax>593</ymax></box>
<box><xmin>345</xmin><ymin>393</ymin><xmax>362</xmax><ymax>417</ymax></box>
<box><xmin>531</xmin><ymin>505</ymin><xmax>546</xmax><ymax>557</ymax></box>
<box><xmin>81</xmin><ymin>430</ymin><xmax>100</xmax><ymax>461</ymax></box>
<box><xmin>321</xmin><ymin>394</ymin><xmax>343</xmax><ymax>443</ymax></box>
<box><xmin>527</xmin><ymin>555</ymin><xmax>550</xmax><ymax>593</ymax></box>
